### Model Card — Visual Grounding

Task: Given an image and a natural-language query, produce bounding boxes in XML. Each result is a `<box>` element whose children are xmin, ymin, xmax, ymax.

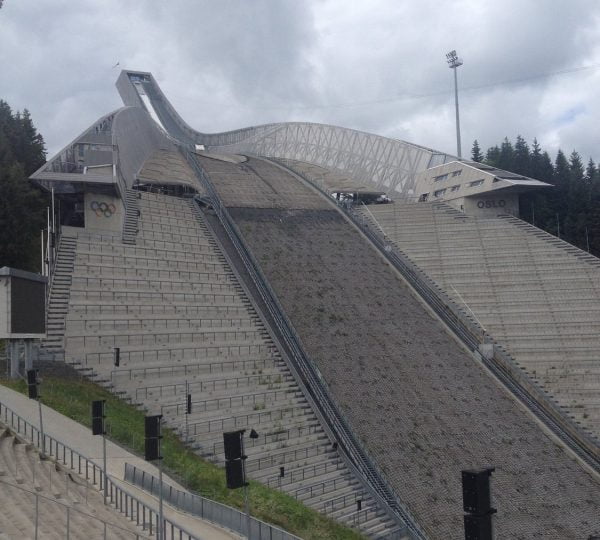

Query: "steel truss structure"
<box><xmin>117</xmin><ymin>70</ymin><xmax>453</xmax><ymax>195</ymax></box>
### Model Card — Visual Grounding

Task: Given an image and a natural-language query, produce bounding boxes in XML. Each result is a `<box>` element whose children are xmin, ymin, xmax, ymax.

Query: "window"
<box><xmin>450</xmin><ymin>184</ymin><xmax>461</xmax><ymax>192</ymax></box>
<box><xmin>419</xmin><ymin>193</ymin><xmax>429</xmax><ymax>202</ymax></box>
<box><xmin>469</xmin><ymin>179</ymin><xmax>485</xmax><ymax>187</ymax></box>
<box><xmin>433</xmin><ymin>188</ymin><xmax>447</xmax><ymax>197</ymax></box>
<box><xmin>451</xmin><ymin>170</ymin><xmax>462</xmax><ymax>177</ymax></box>
<box><xmin>433</xmin><ymin>173</ymin><xmax>448</xmax><ymax>182</ymax></box>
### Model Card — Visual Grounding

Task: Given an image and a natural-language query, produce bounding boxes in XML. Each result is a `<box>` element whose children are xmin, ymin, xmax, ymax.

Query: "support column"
<box><xmin>24</xmin><ymin>340</ymin><xmax>33</xmax><ymax>371</ymax></box>
<box><xmin>9</xmin><ymin>340</ymin><xmax>19</xmax><ymax>379</ymax></box>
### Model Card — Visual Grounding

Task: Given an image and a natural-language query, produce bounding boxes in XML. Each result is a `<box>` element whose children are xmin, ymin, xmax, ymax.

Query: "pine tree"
<box><xmin>0</xmin><ymin>163</ymin><xmax>45</xmax><ymax>270</ymax></box>
<box><xmin>513</xmin><ymin>135</ymin><xmax>530</xmax><ymax>176</ymax></box>
<box><xmin>471</xmin><ymin>140</ymin><xmax>483</xmax><ymax>162</ymax></box>
<box><xmin>497</xmin><ymin>137</ymin><xmax>515</xmax><ymax>171</ymax></box>
<box><xmin>0</xmin><ymin>101</ymin><xmax>47</xmax><ymax>271</ymax></box>
<box><xmin>553</xmin><ymin>150</ymin><xmax>570</xmax><ymax>187</ymax></box>
<box><xmin>564</xmin><ymin>151</ymin><xmax>586</xmax><ymax>247</ymax></box>
<box><xmin>485</xmin><ymin>145</ymin><xmax>500</xmax><ymax>167</ymax></box>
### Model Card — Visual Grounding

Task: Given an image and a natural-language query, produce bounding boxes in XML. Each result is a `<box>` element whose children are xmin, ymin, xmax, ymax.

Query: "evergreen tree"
<box><xmin>0</xmin><ymin>163</ymin><xmax>45</xmax><ymax>270</ymax></box>
<box><xmin>0</xmin><ymin>101</ymin><xmax>47</xmax><ymax>271</ymax></box>
<box><xmin>553</xmin><ymin>150</ymin><xmax>570</xmax><ymax>187</ymax></box>
<box><xmin>513</xmin><ymin>135</ymin><xmax>530</xmax><ymax>176</ymax></box>
<box><xmin>564</xmin><ymin>151</ymin><xmax>586</xmax><ymax>247</ymax></box>
<box><xmin>471</xmin><ymin>140</ymin><xmax>483</xmax><ymax>162</ymax></box>
<box><xmin>485</xmin><ymin>145</ymin><xmax>500</xmax><ymax>167</ymax></box>
<box><xmin>539</xmin><ymin>151</ymin><xmax>555</xmax><ymax>183</ymax></box>
<box><xmin>497</xmin><ymin>137</ymin><xmax>515</xmax><ymax>171</ymax></box>
<box><xmin>482</xmin><ymin>135</ymin><xmax>600</xmax><ymax>256</ymax></box>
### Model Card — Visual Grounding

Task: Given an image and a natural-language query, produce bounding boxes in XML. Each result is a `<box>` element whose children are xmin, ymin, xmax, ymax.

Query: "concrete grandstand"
<box><xmin>23</xmin><ymin>69</ymin><xmax>600</xmax><ymax>539</ymax></box>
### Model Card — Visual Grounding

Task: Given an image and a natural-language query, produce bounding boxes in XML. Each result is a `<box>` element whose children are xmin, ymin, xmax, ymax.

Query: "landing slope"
<box><xmin>198</xmin><ymin>155</ymin><xmax>600</xmax><ymax>539</ymax></box>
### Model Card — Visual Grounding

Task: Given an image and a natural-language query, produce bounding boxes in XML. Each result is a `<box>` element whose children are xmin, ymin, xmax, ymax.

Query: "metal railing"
<box><xmin>266</xmin><ymin>459</ymin><xmax>343</xmax><ymax>488</ymax></box>
<box><xmin>184</xmin><ymin>150</ymin><xmax>421</xmax><ymax>539</ymax></box>
<box><xmin>161</xmin><ymin>388</ymin><xmax>294</xmax><ymax>417</ymax></box>
<box><xmin>141</xmin><ymin>373</ymin><xmax>286</xmax><ymax>401</ymax></box>
<box><xmin>125</xmin><ymin>464</ymin><xmax>302</xmax><ymax>540</ymax></box>
<box><xmin>0</xmin><ymin>478</ymin><xmax>148</xmax><ymax>539</ymax></box>
<box><xmin>82</xmin><ymin>341</ymin><xmax>274</xmax><ymax>366</ymax></box>
<box><xmin>196</xmin><ymin>423</ymin><xmax>322</xmax><ymax>461</ymax></box>
<box><xmin>0</xmin><ymin>400</ymin><xmax>202</xmax><ymax>540</ymax></box>
<box><xmin>110</xmin><ymin>357</ymin><xmax>279</xmax><ymax>382</ymax></box>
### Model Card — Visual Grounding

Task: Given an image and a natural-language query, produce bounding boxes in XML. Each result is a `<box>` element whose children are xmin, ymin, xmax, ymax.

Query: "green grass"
<box><xmin>0</xmin><ymin>376</ymin><xmax>365</xmax><ymax>540</ymax></box>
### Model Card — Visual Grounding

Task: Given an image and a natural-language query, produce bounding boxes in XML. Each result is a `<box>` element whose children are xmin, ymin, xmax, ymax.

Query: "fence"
<box><xmin>0</xmin><ymin>400</ymin><xmax>202</xmax><ymax>540</ymax></box>
<box><xmin>0</xmin><ymin>478</ymin><xmax>148</xmax><ymax>539</ymax></box>
<box><xmin>125</xmin><ymin>464</ymin><xmax>302</xmax><ymax>540</ymax></box>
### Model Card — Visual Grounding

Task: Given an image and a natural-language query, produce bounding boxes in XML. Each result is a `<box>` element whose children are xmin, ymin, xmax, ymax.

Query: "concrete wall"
<box><xmin>414</xmin><ymin>161</ymin><xmax>496</xmax><ymax>201</ymax></box>
<box><xmin>111</xmin><ymin>106</ymin><xmax>176</xmax><ymax>190</ymax></box>
<box><xmin>461</xmin><ymin>192</ymin><xmax>519</xmax><ymax>217</ymax></box>
<box><xmin>84</xmin><ymin>192</ymin><xmax>123</xmax><ymax>233</ymax></box>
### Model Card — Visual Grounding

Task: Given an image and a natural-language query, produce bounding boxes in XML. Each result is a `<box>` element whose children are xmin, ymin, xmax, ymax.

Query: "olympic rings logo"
<box><xmin>90</xmin><ymin>201</ymin><xmax>116</xmax><ymax>218</ymax></box>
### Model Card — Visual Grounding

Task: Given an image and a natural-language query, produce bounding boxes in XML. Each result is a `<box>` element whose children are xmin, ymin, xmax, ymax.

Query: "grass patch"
<box><xmin>0</xmin><ymin>376</ymin><xmax>364</xmax><ymax>540</ymax></box>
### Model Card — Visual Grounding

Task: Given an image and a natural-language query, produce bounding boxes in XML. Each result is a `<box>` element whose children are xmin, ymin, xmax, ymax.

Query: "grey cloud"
<box><xmin>1</xmin><ymin>0</ymin><xmax>600</xmax><ymax>163</ymax></box>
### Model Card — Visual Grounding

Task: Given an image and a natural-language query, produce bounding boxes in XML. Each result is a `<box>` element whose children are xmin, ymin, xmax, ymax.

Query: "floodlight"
<box><xmin>445</xmin><ymin>49</ymin><xmax>463</xmax><ymax>157</ymax></box>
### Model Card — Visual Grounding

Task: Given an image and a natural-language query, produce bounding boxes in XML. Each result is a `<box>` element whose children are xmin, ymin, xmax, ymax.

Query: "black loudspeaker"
<box><xmin>187</xmin><ymin>394</ymin><xmax>192</xmax><ymax>415</ymax></box>
<box><xmin>114</xmin><ymin>347</ymin><xmax>120</xmax><ymax>367</ymax></box>
<box><xmin>223</xmin><ymin>431</ymin><xmax>244</xmax><ymax>461</ymax></box>
<box><xmin>145</xmin><ymin>415</ymin><xmax>162</xmax><ymax>439</ymax></box>
<box><xmin>225</xmin><ymin>459</ymin><xmax>245</xmax><ymax>489</ymax></box>
<box><xmin>26</xmin><ymin>369</ymin><xmax>37</xmax><ymax>385</ymax></box>
<box><xmin>463</xmin><ymin>513</ymin><xmax>493</xmax><ymax>540</ymax></box>
<box><xmin>26</xmin><ymin>369</ymin><xmax>38</xmax><ymax>399</ymax></box>
<box><xmin>145</xmin><ymin>438</ymin><xmax>160</xmax><ymax>461</ymax></box>
<box><xmin>91</xmin><ymin>400</ymin><xmax>104</xmax><ymax>418</ymax></box>
<box><xmin>462</xmin><ymin>469</ymin><xmax>493</xmax><ymax>515</ymax></box>
<box><xmin>91</xmin><ymin>400</ymin><xmax>105</xmax><ymax>436</ymax></box>
<box><xmin>92</xmin><ymin>417</ymin><xmax>104</xmax><ymax>436</ymax></box>
<box><xmin>144</xmin><ymin>415</ymin><xmax>162</xmax><ymax>461</ymax></box>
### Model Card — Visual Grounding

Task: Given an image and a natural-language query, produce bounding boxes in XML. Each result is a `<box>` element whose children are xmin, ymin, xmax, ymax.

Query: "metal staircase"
<box><xmin>38</xmin><ymin>235</ymin><xmax>77</xmax><ymax>362</ymax></box>
<box><xmin>122</xmin><ymin>188</ymin><xmax>140</xmax><ymax>245</ymax></box>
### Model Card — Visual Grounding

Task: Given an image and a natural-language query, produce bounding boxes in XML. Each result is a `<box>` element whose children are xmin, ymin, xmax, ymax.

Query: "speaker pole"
<box><xmin>243</xmin><ymin>436</ymin><xmax>250</xmax><ymax>540</ymax></box>
<box><xmin>102</xmin><ymin>424</ymin><xmax>107</xmax><ymax>505</ymax></box>
<box><xmin>158</xmin><ymin>450</ymin><xmax>164</xmax><ymax>540</ymax></box>
<box><xmin>37</xmin><ymin>397</ymin><xmax>45</xmax><ymax>457</ymax></box>
<box><xmin>185</xmin><ymin>380</ymin><xmax>190</xmax><ymax>444</ymax></box>
<box><xmin>27</xmin><ymin>370</ymin><xmax>45</xmax><ymax>457</ymax></box>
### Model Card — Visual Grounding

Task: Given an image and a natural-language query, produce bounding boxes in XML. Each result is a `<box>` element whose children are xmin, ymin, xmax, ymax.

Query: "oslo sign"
<box><xmin>477</xmin><ymin>200</ymin><xmax>506</xmax><ymax>209</ymax></box>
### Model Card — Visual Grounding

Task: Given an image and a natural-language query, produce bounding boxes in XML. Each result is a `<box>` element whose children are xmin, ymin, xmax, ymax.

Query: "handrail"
<box><xmin>125</xmin><ymin>463</ymin><xmax>302</xmax><ymax>540</ymax></box>
<box><xmin>183</xmin><ymin>150</ymin><xmax>424</xmax><ymax>539</ymax></box>
<box><xmin>275</xmin><ymin>159</ymin><xmax>600</xmax><ymax>474</ymax></box>
<box><xmin>0</xmin><ymin>476</ymin><xmax>148</xmax><ymax>539</ymax></box>
<box><xmin>111</xmin><ymin>356</ymin><xmax>277</xmax><ymax>381</ymax></box>
<box><xmin>0</xmin><ymin>400</ymin><xmax>203</xmax><ymax>540</ymax></box>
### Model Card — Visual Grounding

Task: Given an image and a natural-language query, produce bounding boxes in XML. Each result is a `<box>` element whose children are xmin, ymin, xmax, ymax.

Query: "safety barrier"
<box><xmin>0</xmin><ymin>400</ymin><xmax>202</xmax><ymax>540</ymax></box>
<box><xmin>125</xmin><ymin>463</ymin><xmax>302</xmax><ymax>540</ymax></box>
<box><xmin>0</xmin><ymin>478</ymin><xmax>146</xmax><ymax>539</ymax></box>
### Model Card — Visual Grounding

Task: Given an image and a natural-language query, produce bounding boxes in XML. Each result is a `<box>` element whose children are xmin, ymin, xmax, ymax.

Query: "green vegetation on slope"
<box><xmin>0</xmin><ymin>376</ymin><xmax>364</xmax><ymax>540</ymax></box>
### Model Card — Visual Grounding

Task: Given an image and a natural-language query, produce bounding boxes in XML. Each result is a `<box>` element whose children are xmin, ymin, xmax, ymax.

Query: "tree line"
<box><xmin>471</xmin><ymin>136</ymin><xmax>600</xmax><ymax>257</ymax></box>
<box><xmin>0</xmin><ymin>100</ymin><xmax>47</xmax><ymax>271</ymax></box>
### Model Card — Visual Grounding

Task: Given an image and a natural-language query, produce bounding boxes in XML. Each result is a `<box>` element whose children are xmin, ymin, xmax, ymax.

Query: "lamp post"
<box><xmin>446</xmin><ymin>50</ymin><xmax>463</xmax><ymax>158</ymax></box>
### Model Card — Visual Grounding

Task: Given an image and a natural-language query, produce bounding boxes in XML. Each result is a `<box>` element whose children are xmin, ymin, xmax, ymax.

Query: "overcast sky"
<box><xmin>2</xmin><ymin>0</ymin><xmax>600</xmax><ymax>164</ymax></box>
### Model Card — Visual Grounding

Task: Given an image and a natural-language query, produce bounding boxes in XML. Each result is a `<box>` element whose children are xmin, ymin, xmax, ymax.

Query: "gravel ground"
<box><xmin>205</xmin><ymin>157</ymin><xmax>600</xmax><ymax>539</ymax></box>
